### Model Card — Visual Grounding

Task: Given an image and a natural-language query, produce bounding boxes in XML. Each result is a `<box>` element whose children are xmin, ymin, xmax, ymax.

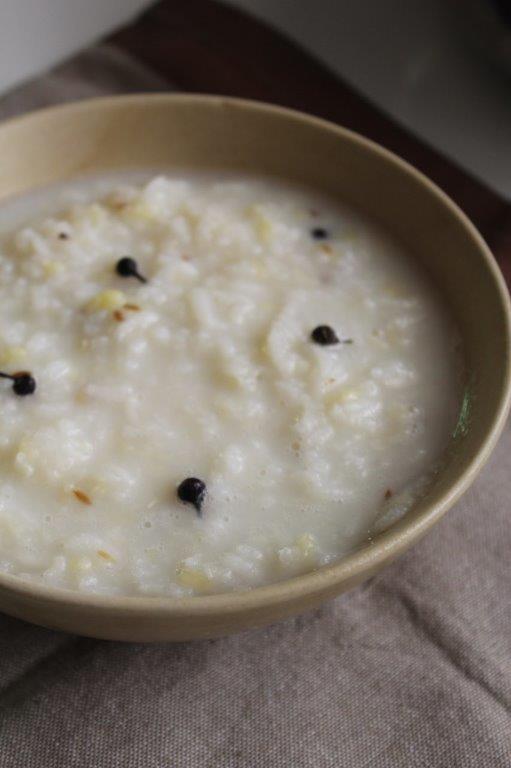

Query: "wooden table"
<box><xmin>112</xmin><ymin>0</ymin><xmax>511</xmax><ymax>286</ymax></box>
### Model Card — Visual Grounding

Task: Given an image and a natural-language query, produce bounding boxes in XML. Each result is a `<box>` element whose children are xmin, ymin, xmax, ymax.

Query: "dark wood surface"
<box><xmin>111</xmin><ymin>0</ymin><xmax>511</xmax><ymax>285</ymax></box>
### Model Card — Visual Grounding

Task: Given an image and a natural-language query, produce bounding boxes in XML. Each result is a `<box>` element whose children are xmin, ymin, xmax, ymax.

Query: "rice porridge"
<box><xmin>0</xmin><ymin>173</ymin><xmax>463</xmax><ymax>596</ymax></box>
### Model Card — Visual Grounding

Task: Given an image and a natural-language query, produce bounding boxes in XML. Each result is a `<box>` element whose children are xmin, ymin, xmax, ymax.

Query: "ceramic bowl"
<box><xmin>0</xmin><ymin>94</ymin><xmax>509</xmax><ymax>641</ymax></box>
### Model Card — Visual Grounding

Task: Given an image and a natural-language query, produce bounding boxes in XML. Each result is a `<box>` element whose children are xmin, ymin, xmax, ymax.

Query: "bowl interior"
<box><xmin>0</xmin><ymin>94</ymin><xmax>508</xmax><ymax>637</ymax></box>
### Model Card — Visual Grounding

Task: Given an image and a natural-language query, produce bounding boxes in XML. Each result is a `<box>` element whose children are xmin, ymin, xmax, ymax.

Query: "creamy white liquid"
<box><xmin>0</xmin><ymin>172</ymin><xmax>463</xmax><ymax>596</ymax></box>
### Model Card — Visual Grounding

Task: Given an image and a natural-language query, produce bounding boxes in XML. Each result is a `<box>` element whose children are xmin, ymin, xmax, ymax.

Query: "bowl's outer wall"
<box><xmin>0</xmin><ymin>95</ymin><xmax>509</xmax><ymax>641</ymax></box>
<box><xmin>0</xmin><ymin>555</ymin><xmax>393</xmax><ymax>642</ymax></box>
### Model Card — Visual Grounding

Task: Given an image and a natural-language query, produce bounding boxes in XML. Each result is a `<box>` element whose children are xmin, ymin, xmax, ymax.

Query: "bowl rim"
<box><xmin>0</xmin><ymin>92</ymin><xmax>509</xmax><ymax>617</ymax></box>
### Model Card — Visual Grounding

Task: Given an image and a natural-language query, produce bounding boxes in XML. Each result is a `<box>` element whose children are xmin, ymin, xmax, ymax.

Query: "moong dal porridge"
<box><xmin>0</xmin><ymin>174</ymin><xmax>463</xmax><ymax>596</ymax></box>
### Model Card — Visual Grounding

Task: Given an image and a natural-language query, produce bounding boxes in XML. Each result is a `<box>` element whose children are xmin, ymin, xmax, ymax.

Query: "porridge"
<box><xmin>0</xmin><ymin>173</ymin><xmax>463</xmax><ymax>596</ymax></box>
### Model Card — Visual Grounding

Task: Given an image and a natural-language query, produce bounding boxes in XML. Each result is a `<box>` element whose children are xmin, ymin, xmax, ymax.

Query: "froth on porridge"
<box><xmin>0</xmin><ymin>172</ymin><xmax>463</xmax><ymax>596</ymax></box>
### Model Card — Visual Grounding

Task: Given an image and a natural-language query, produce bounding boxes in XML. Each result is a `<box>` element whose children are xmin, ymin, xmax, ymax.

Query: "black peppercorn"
<box><xmin>0</xmin><ymin>371</ymin><xmax>37</xmax><ymax>396</ymax></box>
<box><xmin>115</xmin><ymin>257</ymin><xmax>147</xmax><ymax>283</ymax></box>
<box><xmin>177</xmin><ymin>477</ymin><xmax>206</xmax><ymax>515</ymax></box>
<box><xmin>311</xmin><ymin>227</ymin><xmax>329</xmax><ymax>240</ymax></box>
<box><xmin>311</xmin><ymin>325</ymin><xmax>339</xmax><ymax>345</ymax></box>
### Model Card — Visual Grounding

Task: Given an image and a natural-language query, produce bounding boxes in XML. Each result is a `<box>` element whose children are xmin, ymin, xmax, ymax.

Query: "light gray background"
<box><xmin>3</xmin><ymin>0</ymin><xmax>511</xmax><ymax>197</ymax></box>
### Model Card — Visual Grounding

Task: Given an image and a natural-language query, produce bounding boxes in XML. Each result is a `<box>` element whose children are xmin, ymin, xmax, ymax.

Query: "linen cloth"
<box><xmin>0</xmin><ymin>44</ymin><xmax>509</xmax><ymax>768</ymax></box>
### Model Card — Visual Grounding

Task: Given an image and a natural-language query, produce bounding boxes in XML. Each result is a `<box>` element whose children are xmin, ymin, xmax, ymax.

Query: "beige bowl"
<box><xmin>0</xmin><ymin>94</ymin><xmax>509</xmax><ymax>641</ymax></box>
